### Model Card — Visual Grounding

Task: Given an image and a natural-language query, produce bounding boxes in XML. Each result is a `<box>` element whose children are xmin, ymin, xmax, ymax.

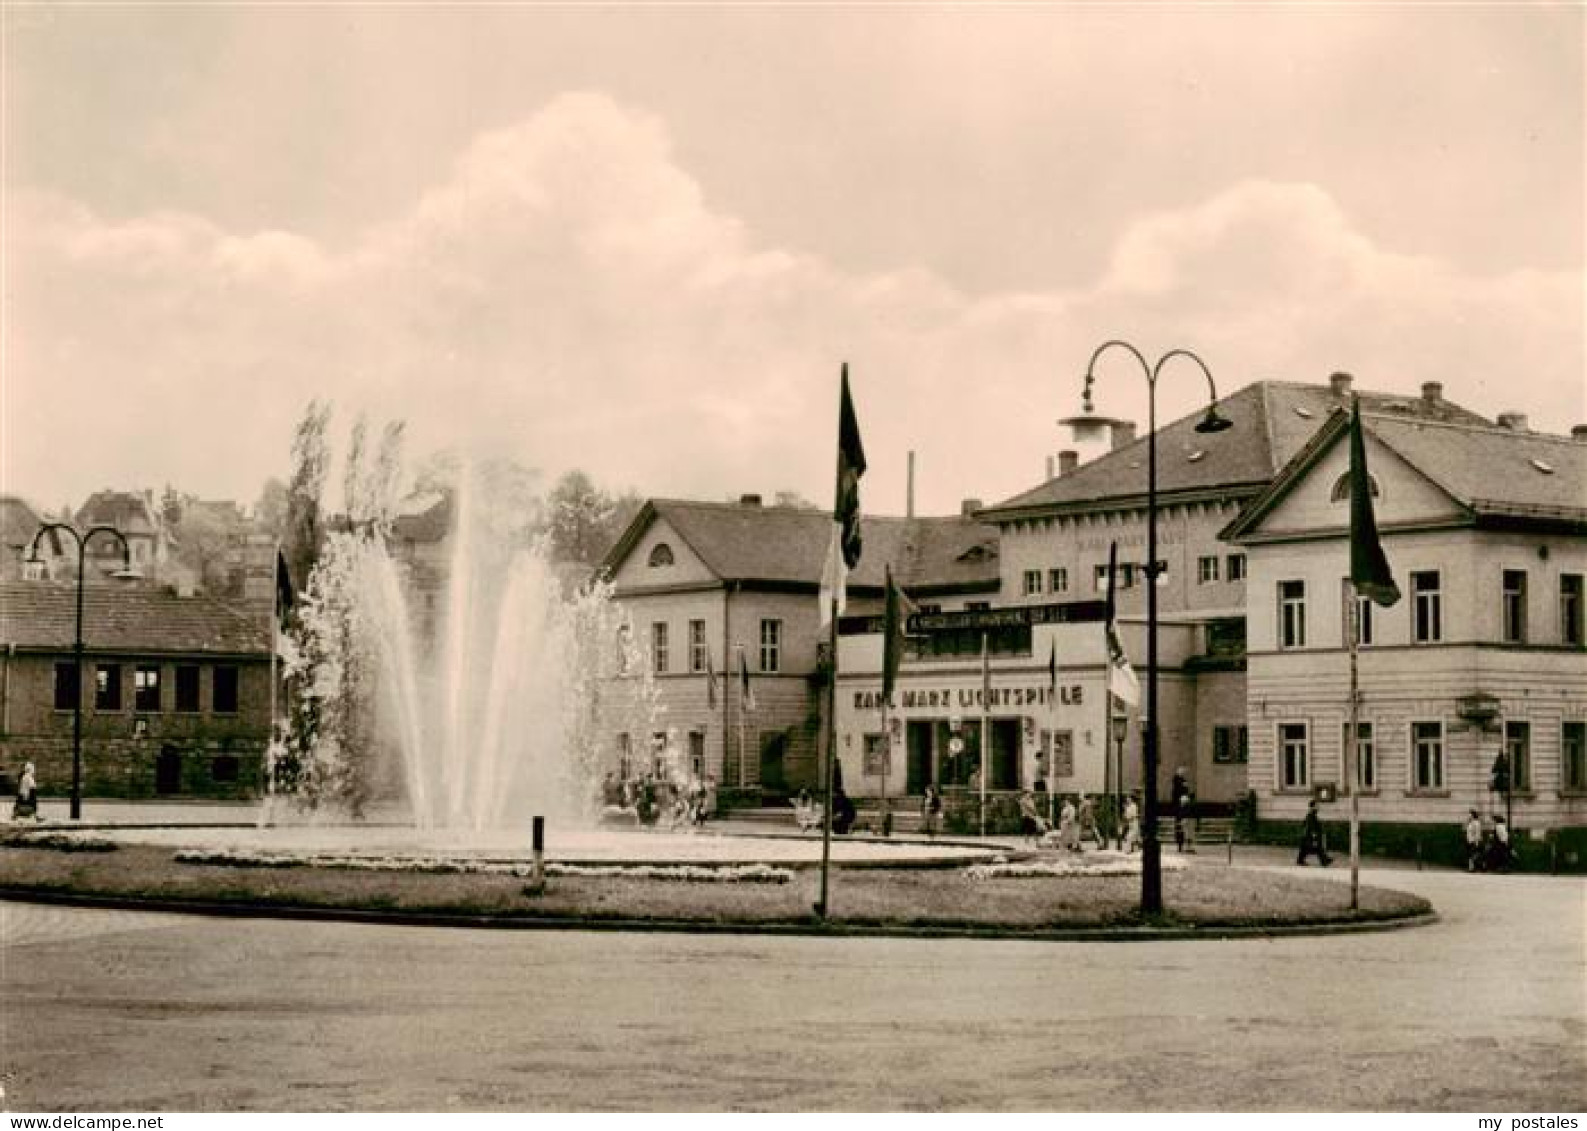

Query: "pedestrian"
<box><xmin>921</xmin><ymin>783</ymin><xmax>942</xmax><ymax>837</ymax></box>
<box><xmin>1017</xmin><ymin>790</ymin><xmax>1048</xmax><ymax>843</ymax></box>
<box><xmin>12</xmin><ymin>761</ymin><xmax>39</xmax><ymax>822</ymax></box>
<box><xmin>1122</xmin><ymin>794</ymin><xmax>1141</xmax><ymax>853</ymax></box>
<box><xmin>1296</xmin><ymin>799</ymin><xmax>1331</xmax><ymax>866</ymax></box>
<box><xmin>1464</xmin><ymin>809</ymin><xmax>1484</xmax><ymax>873</ymax></box>
<box><xmin>1078</xmin><ymin>794</ymin><xmax>1102</xmax><ymax>849</ymax></box>
<box><xmin>1059</xmin><ymin>795</ymin><xmax>1080</xmax><ymax>852</ymax></box>
<box><xmin>1489</xmin><ymin>815</ymin><xmax>1512</xmax><ymax>873</ymax></box>
<box><xmin>1171</xmin><ymin>767</ymin><xmax>1193</xmax><ymax>853</ymax></box>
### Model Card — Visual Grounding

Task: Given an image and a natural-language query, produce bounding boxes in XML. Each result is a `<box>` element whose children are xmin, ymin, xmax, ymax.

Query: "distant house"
<box><xmin>1223</xmin><ymin>409</ymin><xmax>1586</xmax><ymax>847</ymax></box>
<box><xmin>0</xmin><ymin>581</ymin><xmax>273</xmax><ymax>799</ymax></box>
<box><xmin>74</xmin><ymin>489</ymin><xmax>172</xmax><ymax>579</ymax></box>
<box><xmin>0</xmin><ymin>495</ymin><xmax>67</xmax><ymax>581</ymax></box>
<box><xmin>599</xmin><ymin>495</ymin><xmax>1001</xmax><ymax>798</ymax></box>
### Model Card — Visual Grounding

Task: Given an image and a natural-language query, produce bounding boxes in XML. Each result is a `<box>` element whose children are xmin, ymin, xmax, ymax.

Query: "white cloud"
<box><xmin>4</xmin><ymin>93</ymin><xmax>1581</xmax><ymax>520</ymax></box>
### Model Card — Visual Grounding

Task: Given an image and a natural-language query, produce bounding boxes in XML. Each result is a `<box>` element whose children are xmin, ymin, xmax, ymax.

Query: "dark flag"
<box><xmin>820</xmin><ymin>364</ymin><xmax>868</xmax><ymax>625</ymax></box>
<box><xmin>275</xmin><ymin>549</ymin><xmax>295</xmax><ymax>629</ymax></box>
<box><xmin>1047</xmin><ymin>638</ymin><xmax>1058</xmax><ymax>699</ymax></box>
<box><xmin>706</xmin><ymin>649</ymin><xmax>719</xmax><ymax>710</ymax></box>
<box><xmin>881</xmin><ymin>565</ymin><xmax>915</xmax><ymax>703</ymax></box>
<box><xmin>1105</xmin><ymin>542</ymin><xmax>1141</xmax><ymax>707</ymax></box>
<box><xmin>1349</xmin><ymin>397</ymin><xmax>1401</xmax><ymax>607</ymax></box>
<box><xmin>739</xmin><ymin>647</ymin><xmax>756</xmax><ymax>712</ymax></box>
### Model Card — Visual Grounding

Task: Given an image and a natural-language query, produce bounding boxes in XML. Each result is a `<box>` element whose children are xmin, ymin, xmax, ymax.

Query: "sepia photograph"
<box><xmin>1</xmin><ymin>1</ymin><xmax>1583</xmax><ymax>1118</ymax></box>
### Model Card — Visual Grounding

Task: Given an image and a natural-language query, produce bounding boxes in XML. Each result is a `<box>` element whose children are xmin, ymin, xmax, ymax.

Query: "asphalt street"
<box><xmin>0</xmin><ymin>856</ymin><xmax>1582</xmax><ymax>1112</ymax></box>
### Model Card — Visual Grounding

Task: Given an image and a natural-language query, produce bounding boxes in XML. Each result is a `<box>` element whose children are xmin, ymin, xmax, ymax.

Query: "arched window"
<box><xmin>647</xmin><ymin>543</ymin><xmax>675</xmax><ymax>567</ymax></box>
<box><xmin>1330</xmin><ymin>471</ymin><xmax>1381</xmax><ymax>503</ymax></box>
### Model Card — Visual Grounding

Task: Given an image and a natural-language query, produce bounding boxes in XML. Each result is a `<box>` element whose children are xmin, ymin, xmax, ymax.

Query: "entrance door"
<box><xmin>906</xmin><ymin>721</ymin><xmax>934</xmax><ymax>793</ymax></box>
<box><xmin>155</xmin><ymin>745</ymin><xmax>182</xmax><ymax>794</ymax></box>
<box><xmin>992</xmin><ymin>718</ymin><xmax>1021</xmax><ymax>789</ymax></box>
<box><xmin>759</xmin><ymin>730</ymin><xmax>788</xmax><ymax>795</ymax></box>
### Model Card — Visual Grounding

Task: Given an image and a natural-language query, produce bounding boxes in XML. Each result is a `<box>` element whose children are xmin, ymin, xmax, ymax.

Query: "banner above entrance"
<box><xmin>838</xmin><ymin>599</ymin><xmax>1108</xmax><ymax>636</ymax></box>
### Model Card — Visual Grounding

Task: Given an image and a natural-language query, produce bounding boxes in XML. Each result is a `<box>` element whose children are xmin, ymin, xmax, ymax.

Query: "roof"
<box><xmin>1223</xmin><ymin>410</ymin><xmax>1587</xmax><ymax>540</ymax></box>
<box><xmin>0</xmin><ymin>495</ymin><xmax>54</xmax><ymax>556</ymax></box>
<box><xmin>75</xmin><ymin>490</ymin><xmax>161</xmax><ymax>536</ymax></box>
<box><xmin>0</xmin><ymin>581</ymin><xmax>271</xmax><ymax>656</ymax></box>
<box><xmin>605</xmin><ymin>500</ymin><xmax>1000</xmax><ymax>593</ymax></box>
<box><xmin>981</xmin><ymin>379</ymin><xmax>1491</xmax><ymax>521</ymax></box>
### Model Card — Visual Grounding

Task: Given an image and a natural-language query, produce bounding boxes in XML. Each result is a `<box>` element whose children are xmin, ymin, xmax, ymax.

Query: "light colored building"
<box><xmin>1223</xmin><ymin>409</ymin><xmax>1586</xmax><ymax>854</ymax></box>
<box><xmin>600</xmin><ymin>495</ymin><xmax>1000</xmax><ymax>800</ymax></box>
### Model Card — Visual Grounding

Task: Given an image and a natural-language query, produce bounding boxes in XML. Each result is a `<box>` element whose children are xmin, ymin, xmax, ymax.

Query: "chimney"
<box><xmin>739</xmin><ymin>493</ymin><xmax>762</xmax><ymax>507</ymax></box>
<box><xmin>1572</xmin><ymin>425</ymin><xmax>1587</xmax><ymax>443</ymax></box>
<box><xmin>1328</xmin><ymin>372</ymin><xmax>1353</xmax><ymax>398</ymax></box>
<box><xmin>1497</xmin><ymin>412</ymin><xmax>1529</xmax><ymax>432</ymax></box>
<box><xmin>1059</xmin><ymin>450</ymin><xmax>1079</xmax><ymax>476</ymax></box>
<box><xmin>1421</xmin><ymin>381</ymin><xmax>1444</xmax><ymax>406</ymax></box>
<box><xmin>907</xmin><ymin>451</ymin><xmax>916</xmax><ymax>519</ymax></box>
<box><xmin>1110</xmin><ymin>421</ymin><xmax>1137</xmax><ymax>450</ymax></box>
<box><xmin>1045</xmin><ymin>455</ymin><xmax>1055</xmax><ymax>481</ymax></box>
<box><xmin>960</xmin><ymin>498</ymin><xmax>983</xmax><ymax>517</ymax></box>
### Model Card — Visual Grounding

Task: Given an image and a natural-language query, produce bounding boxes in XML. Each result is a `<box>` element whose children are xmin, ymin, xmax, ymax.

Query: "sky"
<box><xmin>3</xmin><ymin>3</ymin><xmax>1583</xmax><ymax>520</ymax></box>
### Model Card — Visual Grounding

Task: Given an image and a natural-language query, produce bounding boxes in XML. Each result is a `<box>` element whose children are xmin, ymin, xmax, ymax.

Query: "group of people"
<box><xmin>1017</xmin><ymin>790</ymin><xmax>1143</xmax><ymax>853</ymax></box>
<box><xmin>1464</xmin><ymin>808</ymin><xmax>1513</xmax><ymax>873</ymax></box>
<box><xmin>792</xmin><ymin>786</ymin><xmax>857</xmax><ymax>835</ymax></box>
<box><xmin>599</xmin><ymin>769</ymin><xmax>716</xmax><ymax>831</ymax></box>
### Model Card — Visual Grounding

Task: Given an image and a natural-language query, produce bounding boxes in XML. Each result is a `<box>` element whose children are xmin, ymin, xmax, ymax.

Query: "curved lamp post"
<box><xmin>1080</xmin><ymin>340</ymin><xmax>1232</xmax><ymax>915</ymax></box>
<box><xmin>27</xmin><ymin>523</ymin><xmax>137</xmax><ymax>820</ymax></box>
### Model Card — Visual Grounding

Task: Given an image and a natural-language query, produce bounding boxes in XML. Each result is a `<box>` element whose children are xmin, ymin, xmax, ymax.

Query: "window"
<box><xmin>1048</xmin><ymin>567</ymin><xmax>1068</xmax><ymax>594</ymax></box>
<box><xmin>1279</xmin><ymin>722</ymin><xmax>1309</xmax><ymax>789</ymax></box>
<box><xmin>1226</xmin><ymin>553</ymin><xmax>1246</xmax><ymax>582</ymax></box>
<box><xmin>1563</xmin><ymin>722</ymin><xmax>1587</xmax><ymax>792</ymax></box>
<box><xmin>135</xmin><ymin>665</ymin><xmax>162</xmax><ymax>711</ymax></box>
<box><xmin>54</xmin><ymin>662</ymin><xmax>80</xmax><ymax>711</ymax></box>
<box><xmin>759</xmin><ymin>619</ymin><xmax>782</xmax><ymax>673</ymax></box>
<box><xmin>1279</xmin><ymin>580</ymin><xmax>1306</xmax><ymax>649</ymax></box>
<box><xmin>863</xmin><ymin>733</ymin><xmax>890</xmax><ymax>777</ymax></box>
<box><xmin>650</xmin><ymin>623</ymin><xmax>669</xmax><ymax>674</ymax></box>
<box><xmin>1502</xmin><ymin>570</ymin><xmax>1527</xmax><ymax>643</ymax></box>
<box><xmin>1505</xmin><ymin>720</ymin><xmax>1531</xmax><ymax>793</ymax></box>
<box><xmin>616</xmin><ymin>733</ymin><xmax>632</xmax><ymax>780</ymax></box>
<box><xmin>688</xmin><ymin>731</ymin><xmax>705</xmax><ymax>779</ymax></box>
<box><xmin>1022</xmin><ymin>569</ymin><xmax>1043</xmax><ymax>596</ymax></box>
<box><xmin>1198</xmin><ymin>556</ymin><xmax>1219</xmax><ymax>584</ymax></box>
<box><xmin>1094</xmin><ymin>564</ymin><xmax>1110</xmax><ymax>592</ymax></box>
<box><xmin>1343</xmin><ymin>581</ymin><xmax>1373</xmax><ymax>646</ymax></box>
<box><xmin>1330</xmin><ymin>470</ymin><xmax>1380</xmax><ymax>503</ymax></box>
<box><xmin>688</xmin><ymin>620</ymin><xmax>708</xmax><ymax>674</ymax></box>
<box><xmin>94</xmin><ymin>664</ymin><xmax>122</xmax><ymax>710</ymax></box>
<box><xmin>647</xmin><ymin>543</ymin><xmax>674</xmax><ymax>568</ymax></box>
<box><xmin>1562</xmin><ymin>574</ymin><xmax>1584</xmax><ymax>646</ymax></box>
<box><xmin>213</xmin><ymin>666</ymin><xmax>239</xmax><ymax>714</ymax></box>
<box><xmin>1212</xmin><ymin>724</ymin><xmax>1248</xmax><ymax>765</ymax></box>
<box><xmin>1343</xmin><ymin>720</ymin><xmax>1375</xmax><ymax>791</ymax></box>
<box><xmin>175</xmin><ymin>665</ymin><xmax>201</xmax><ymax>713</ymax></box>
<box><xmin>1412</xmin><ymin>721</ymin><xmax>1444</xmax><ymax>791</ymax></box>
<box><xmin>1412</xmin><ymin>571</ymin><xmax>1442</xmax><ymax>643</ymax></box>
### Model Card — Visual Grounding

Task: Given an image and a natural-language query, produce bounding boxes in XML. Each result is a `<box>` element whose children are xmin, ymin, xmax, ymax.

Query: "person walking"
<box><xmin>1122</xmin><ymin>794</ymin><xmax>1141</xmax><ymax>853</ymax></box>
<box><xmin>921</xmin><ymin>784</ymin><xmax>942</xmax><ymax>838</ymax></box>
<box><xmin>1171</xmin><ymin>767</ymin><xmax>1194</xmax><ymax>853</ymax></box>
<box><xmin>1465</xmin><ymin>809</ymin><xmax>1485</xmax><ymax>872</ymax></box>
<box><xmin>1059</xmin><ymin>795</ymin><xmax>1080</xmax><ymax>852</ymax></box>
<box><xmin>1489</xmin><ymin>814</ymin><xmax>1512</xmax><ymax>873</ymax></box>
<box><xmin>1296</xmin><ymin>799</ymin><xmax>1331</xmax><ymax>866</ymax></box>
<box><xmin>12</xmin><ymin>761</ymin><xmax>39</xmax><ymax>822</ymax></box>
<box><xmin>1077</xmin><ymin>794</ymin><xmax>1102</xmax><ymax>850</ymax></box>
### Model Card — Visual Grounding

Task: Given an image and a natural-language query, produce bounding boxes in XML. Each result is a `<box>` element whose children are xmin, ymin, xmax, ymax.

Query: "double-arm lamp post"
<box><xmin>27</xmin><ymin>523</ymin><xmax>136</xmax><ymax>821</ymax></box>
<box><xmin>1080</xmin><ymin>341</ymin><xmax>1232</xmax><ymax>915</ymax></box>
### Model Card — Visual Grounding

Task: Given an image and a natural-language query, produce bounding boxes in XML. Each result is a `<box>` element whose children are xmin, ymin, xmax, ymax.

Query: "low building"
<box><xmin>1222</xmin><ymin>409</ymin><xmax>1587</xmax><ymax>861</ymax></box>
<box><xmin>600</xmin><ymin>495</ymin><xmax>1000</xmax><ymax>800</ymax></box>
<box><xmin>0</xmin><ymin>581</ymin><xmax>273</xmax><ymax>799</ymax></box>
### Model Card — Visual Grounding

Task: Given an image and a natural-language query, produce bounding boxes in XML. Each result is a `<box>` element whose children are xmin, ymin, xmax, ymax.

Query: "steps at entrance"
<box><xmin>1157</xmin><ymin>815</ymin><xmax>1238</xmax><ymax>845</ymax></box>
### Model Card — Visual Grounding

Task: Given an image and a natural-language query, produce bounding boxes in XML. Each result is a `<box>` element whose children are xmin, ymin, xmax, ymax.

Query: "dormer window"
<box><xmin>647</xmin><ymin>543</ymin><xmax>675</xmax><ymax>568</ymax></box>
<box><xmin>1330</xmin><ymin>470</ymin><xmax>1380</xmax><ymax>503</ymax></box>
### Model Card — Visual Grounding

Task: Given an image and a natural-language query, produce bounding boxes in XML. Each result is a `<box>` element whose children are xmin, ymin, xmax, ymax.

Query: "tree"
<box><xmin>283</xmin><ymin>400</ymin><xmax>332</xmax><ymax>602</ymax></box>
<box><xmin>253</xmin><ymin>478</ymin><xmax>289</xmax><ymax>542</ymax></box>
<box><xmin>547</xmin><ymin>470</ymin><xmax>618</xmax><ymax>566</ymax></box>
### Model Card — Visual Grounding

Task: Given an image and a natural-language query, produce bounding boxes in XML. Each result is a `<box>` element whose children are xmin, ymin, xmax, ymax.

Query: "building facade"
<box><xmin>0</xmin><ymin>581</ymin><xmax>273</xmax><ymax>799</ymax></box>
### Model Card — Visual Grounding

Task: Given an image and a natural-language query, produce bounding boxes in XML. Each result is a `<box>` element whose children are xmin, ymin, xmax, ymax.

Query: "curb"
<box><xmin>0</xmin><ymin>885</ymin><xmax>1439</xmax><ymax>944</ymax></box>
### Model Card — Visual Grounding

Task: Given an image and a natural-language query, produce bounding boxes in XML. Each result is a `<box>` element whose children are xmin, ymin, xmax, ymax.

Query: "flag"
<box><xmin>821</xmin><ymin>364</ymin><xmax>867</xmax><ymax>627</ymax></box>
<box><xmin>738</xmin><ymin>647</ymin><xmax>756</xmax><ymax>712</ymax></box>
<box><xmin>1047</xmin><ymin>638</ymin><xmax>1058</xmax><ymax>699</ymax></box>
<box><xmin>881</xmin><ymin>565</ymin><xmax>916</xmax><ymax>703</ymax></box>
<box><xmin>1349</xmin><ymin>397</ymin><xmax>1401</xmax><ymax>608</ymax></box>
<box><xmin>274</xmin><ymin>549</ymin><xmax>295</xmax><ymax>629</ymax></box>
<box><xmin>1105</xmin><ymin>542</ymin><xmax>1141</xmax><ymax>708</ymax></box>
<box><xmin>706</xmin><ymin>649</ymin><xmax>719</xmax><ymax>710</ymax></box>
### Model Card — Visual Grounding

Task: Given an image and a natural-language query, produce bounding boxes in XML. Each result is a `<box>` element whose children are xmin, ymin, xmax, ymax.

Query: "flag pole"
<box><xmin>817</xmin><ymin>596</ymin><xmax>838</xmax><ymax>917</ymax></box>
<box><xmin>979</xmin><ymin>631</ymin><xmax>989</xmax><ymax>837</ymax></box>
<box><xmin>736</xmin><ymin>644</ymin><xmax>747</xmax><ymax>790</ymax></box>
<box><xmin>1347</xmin><ymin>580</ymin><xmax>1362</xmax><ymax>910</ymax></box>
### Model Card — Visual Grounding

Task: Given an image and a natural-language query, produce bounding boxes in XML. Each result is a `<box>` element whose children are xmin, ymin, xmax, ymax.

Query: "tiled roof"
<box><xmin>0</xmin><ymin>496</ymin><xmax>51</xmax><ymax>554</ymax></box>
<box><xmin>617</xmin><ymin>500</ymin><xmax>999</xmax><ymax>593</ymax></box>
<box><xmin>75</xmin><ymin>490</ymin><xmax>160</xmax><ymax>534</ymax></box>
<box><xmin>0</xmin><ymin>582</ymin><xmax>270</xmax><ymax>656</ymax></box>
<box><xmin>981</xmin><ymin>379</ymin><xmax>1491</xmax><ymax>520</ymax></box>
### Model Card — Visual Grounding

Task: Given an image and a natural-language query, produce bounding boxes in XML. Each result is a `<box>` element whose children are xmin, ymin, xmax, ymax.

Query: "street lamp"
<box><xmin>1080</xmin><ymin>340</ymin><xmax>1232</xmax><ymax>915</ymax></box>
<box><xmin>27</xmin><ymin>523</ymin><xmax>137</xmax><ymax>820</ymax></box>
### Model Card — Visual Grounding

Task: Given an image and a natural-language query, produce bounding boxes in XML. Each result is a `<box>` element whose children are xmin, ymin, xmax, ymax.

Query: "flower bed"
<box><xmin>965</xmin><ymin>851</ymin><xmax>1191</xmax><ymax>881</ymax></box>
<box><xmin>173</xmin><ymin>848</ymin><xmax>793</xmax><ymax>884</ymax></box>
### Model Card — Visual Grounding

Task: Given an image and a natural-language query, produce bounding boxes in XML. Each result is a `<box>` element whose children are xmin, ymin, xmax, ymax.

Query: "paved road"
<box><xmin>1</xmin><ymin>860</ymin><xmax>1582</xmax><ymax>1112</ymax></box>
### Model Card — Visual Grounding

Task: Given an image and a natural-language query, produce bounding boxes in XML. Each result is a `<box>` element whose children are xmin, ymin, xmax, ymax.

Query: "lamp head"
<box><xmin>1195</xmin><ymin>404</ymin><xmax>1234</xmax><ymax>434</ymax></box>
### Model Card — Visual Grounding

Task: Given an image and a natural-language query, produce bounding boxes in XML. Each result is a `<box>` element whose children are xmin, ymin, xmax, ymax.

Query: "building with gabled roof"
<box><xmin>1222</xmin><ymin>409</ymin><xmax>1586</xmax><ymax>859</ymax></box>
<box><xmin>0</xmin><ymin>581</ymin><xmax>273</xmax><ymax>801</ymax></box>
<box><xmin>74</xmin><ymin>489</ymin><xmax>172</xmax><ymax>578</ymax></box>
<box><xmin>599</xmin><ymin>495</ymin><xmax>1000</xmax><ymax>799</ymax></box>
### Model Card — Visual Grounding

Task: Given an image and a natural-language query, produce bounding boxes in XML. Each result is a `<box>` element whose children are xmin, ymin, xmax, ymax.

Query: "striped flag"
<box><xmin>1105</xmin><ymin>542</ymin><xmax>1140</xmax><ymax>708</ymax></box>
<box><xmin>1349</xmin><ymin>397</ymin><xmax>1401</xmax><ymax>607</ymax></box>
<box><xmin>882</xmin><ymin>564</ymin><xmax>916</xmax><ymax>703</ymax></box>
<box><xmin>820</xmin><ymin>364</ymin><xmax>867</xmax><ymax>627</ymax></box>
